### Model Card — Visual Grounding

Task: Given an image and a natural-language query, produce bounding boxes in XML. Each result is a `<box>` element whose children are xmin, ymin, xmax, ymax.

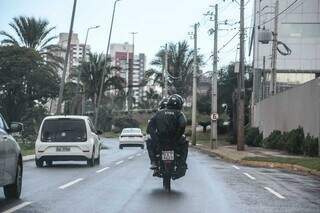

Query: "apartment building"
<box><xmin>110</xmin><ymin>43</ymin><xmax>146</xmax><ymax>106</ymax></box>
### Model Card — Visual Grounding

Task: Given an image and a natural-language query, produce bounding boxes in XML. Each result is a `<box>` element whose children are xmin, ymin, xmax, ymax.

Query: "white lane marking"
<box><xmin>3</xmin><ymin>202</ymin><xmax>32</xmax><ymax>213</ymax></box>
<box><xmin>243</xmin><ymin>172</ymin><xmax>256</xmax><ymax>180</ymax></box>
<box><xmin>264</xmin><ymin>187</ymin><xmax>286</xmax><ymax>199</ymax></box>
<box><xmin>96</xmin><ymin>167</ymin><xmax>110</xmax><ymax>173</ymax></box>
<box><xmin>115</xmin><ymin>160</ymin><xmax>124</xmax><ymax>165</ymax></box>
<box><xmin>58</xmin><ymin>178</ymin><xmax>83</xmax><ymax>189</ymax></box>
<box><xmin>128</xmin><ymin>156</ymin><xmax>135</xmax><ymax>160</ymax></box>
<box><xmin>136</xmin><ymin>153</ymin><xmax>141</xmax><ymax>157</ymax></box>
<box><xmin>232</xmin><ymin>165</ymin><xmax>240</xmax><ymax>170</ymax></box>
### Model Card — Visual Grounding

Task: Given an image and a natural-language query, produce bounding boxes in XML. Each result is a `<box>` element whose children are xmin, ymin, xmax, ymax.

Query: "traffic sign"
<box><xmin>211</xmin><ymin>113</ymin><xmax>219</xmax><ymax>121</ymax></box>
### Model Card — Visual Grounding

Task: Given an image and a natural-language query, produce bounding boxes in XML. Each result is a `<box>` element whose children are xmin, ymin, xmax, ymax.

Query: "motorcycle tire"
<box><xmin>163</xmin><ymin>175</ymin><xmax>171</xmax><ymax>192</ymax></box>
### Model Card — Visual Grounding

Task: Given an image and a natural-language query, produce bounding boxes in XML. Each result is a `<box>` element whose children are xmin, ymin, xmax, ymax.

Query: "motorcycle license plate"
<box><xmin>162</xmin><ymin>151</ymin><xmax>174</xmax><ymax>161</ymax></box>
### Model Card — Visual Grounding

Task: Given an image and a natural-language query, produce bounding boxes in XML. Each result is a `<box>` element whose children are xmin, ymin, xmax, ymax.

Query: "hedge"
<box><xmin>245</xmin><ymin>126</ymin><xmax>319</xmax><ymax>157</ymax></box>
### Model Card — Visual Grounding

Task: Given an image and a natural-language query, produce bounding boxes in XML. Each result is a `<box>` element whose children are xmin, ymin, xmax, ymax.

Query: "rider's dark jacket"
<box><xmin>147</xmin><ymin>108</ymin><xmax>187</xmax><ymax>144</ymax></box>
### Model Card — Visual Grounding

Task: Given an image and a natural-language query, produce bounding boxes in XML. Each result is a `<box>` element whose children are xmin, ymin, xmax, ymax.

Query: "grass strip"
<box><xmin>243</xmin><ymin>156</ymin><xmax>320</xmax><ymax>171</ymax></box>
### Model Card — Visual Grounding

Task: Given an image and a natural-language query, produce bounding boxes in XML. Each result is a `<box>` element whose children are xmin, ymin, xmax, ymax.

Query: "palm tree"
<box><xmin>0</xmin><ymin>16</ymin><xmax>63</xmax><ymax>68</ymax></box>
<box><xmin>145</xmin><ymin>40</ymin><xmax>203</xmax><ymax>98</ymax></box>
<box><xmin>137</xmin><ymin>88</ymin><xmax>161</xmax><ymax>109</ymax></box>
<box><xmin>78</xmin><ymin>53</ymin><xmax>125</xmax><ymax>110</ymax></box>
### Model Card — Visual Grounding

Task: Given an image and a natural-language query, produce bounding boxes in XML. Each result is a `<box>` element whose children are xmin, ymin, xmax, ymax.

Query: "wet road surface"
<box><xmin>1</xmin><ymin>138</ymin><xmax>319</xmax><ymax>213</ymax></box>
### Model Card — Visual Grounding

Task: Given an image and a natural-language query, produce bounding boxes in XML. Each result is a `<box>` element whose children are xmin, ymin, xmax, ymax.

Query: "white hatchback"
<box><xmin>35</xmin><ymin>116</ymin><xmax>102</xmax><ymax>167</ymax></box>
<box><xmin>119</xmin><ymin>128</ymin><xmax>145</xmax><ymax>149</ymax></box>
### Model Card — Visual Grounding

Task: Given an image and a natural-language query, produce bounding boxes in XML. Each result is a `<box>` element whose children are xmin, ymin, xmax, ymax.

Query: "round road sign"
<box><xmin>211</xmin><ymin>113</ymin><xmax>219</xmax><ymax>121</ymax></box>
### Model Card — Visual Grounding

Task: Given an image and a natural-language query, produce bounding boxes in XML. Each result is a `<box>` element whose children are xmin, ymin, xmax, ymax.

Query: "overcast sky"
<box><xmin>0</xmin><ymin>0</ymin><xmax>253</xmax><ymax>70</ymax></box>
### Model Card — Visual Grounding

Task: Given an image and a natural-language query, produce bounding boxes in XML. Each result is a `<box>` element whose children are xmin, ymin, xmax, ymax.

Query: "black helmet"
<box><xmin>159</xmin><ymin>97</ymin><xmax>168</xmax><ymax>110</ymax></box>
<box><xmin>167</xmin><ymin>94</ymin><xmax>184</xmax><ymax>110</ymax></box>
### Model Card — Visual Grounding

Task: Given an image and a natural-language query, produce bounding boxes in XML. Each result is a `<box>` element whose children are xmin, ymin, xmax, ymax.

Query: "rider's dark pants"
<box><xmin>146</xmin><ymin>138</ymin><xmax>156</xmax><ymax>163</ymax></box>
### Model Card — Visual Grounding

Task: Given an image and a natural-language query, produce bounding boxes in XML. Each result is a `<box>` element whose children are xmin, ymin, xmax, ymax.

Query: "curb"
<box><xmin>191</xmin><ymin>145</ymin><xmax>320</xmax><ymax>178</ymax></box>
<box><xmin>192</xmin><ymin>144</ymin><xmax>239</xmax><ymax>163</ymax></box>
<box><xmin>22</xmin><ymin>155</ymin><xmax>35</xmax><ymax>162</ymax></box>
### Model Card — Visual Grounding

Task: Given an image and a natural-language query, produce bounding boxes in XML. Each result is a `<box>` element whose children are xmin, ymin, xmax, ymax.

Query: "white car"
<box><xmin>119</xmin><ymin>128</ymin><xmax>145</xmax><ymax>149</ymax></box>
<box><xmin>35</xmin><ymin>116</ymin><xmax>102</xmax><ymax>167</ymax></box>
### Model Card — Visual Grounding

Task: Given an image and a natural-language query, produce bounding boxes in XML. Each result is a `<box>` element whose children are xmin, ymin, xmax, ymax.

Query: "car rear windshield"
<box><xmin>41</xmin><ymin>118</ymin><xmax>87</xmax><ymax>142</ymax></box>
<box><xmin>122</xmin><ymin>129</ymin><xmax>141</xmax><ymax>134</ymax></box>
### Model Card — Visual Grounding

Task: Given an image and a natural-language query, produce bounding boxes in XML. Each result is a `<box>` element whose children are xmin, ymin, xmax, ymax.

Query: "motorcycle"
<box><xmin>154</xmin><ymin>144</ymin><xmax>183</xmax><ymax>192</ymax></box>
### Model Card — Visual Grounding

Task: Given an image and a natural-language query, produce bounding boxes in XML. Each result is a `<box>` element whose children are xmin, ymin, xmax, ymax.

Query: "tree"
<box><xmin>0</xmin><ymin>46</ymin><xmax>60</xmax><ymax>122</ymax></box>
<box><xmin>217</xmin><ymin>63</ymin><xmax>252</xmax><ymax>134</ymax></box>
<box><xmin>145</xmin><ymin>41</ymin><xmax>204</xmax><ymax>98</ymax></box>
<box><xmin>137</xmin><ymin>88</ymin><xmax>161</xmax><ymax>109</ymax></box>
<box><xmin>77</xmin><ymin>53</ymin><xmax>125</xmax><ymax>110</ymax></box>
<box><xmin>0</xmin><ymin>16</ymin><xmax>63</xmax><ymax>69</ymax></box>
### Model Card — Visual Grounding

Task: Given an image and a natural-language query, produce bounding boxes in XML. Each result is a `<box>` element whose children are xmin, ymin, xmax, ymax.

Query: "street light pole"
<box><xmin>128</xmin><ymin>32</ymin><xmax>137</xmax><ymax>111</ymax></box>
<box><xmin>95</xmin><ymin>0</ymin><xmax>121</xmax><ymax>127</ymax></box>
<box><xmin>56</xmin><ymin>0</ymin><xmax>78</xmax><ymax>115</ymax></box>
<box><xmin>74</xmin><ymin>25</ymin><xmax>100</xmax><ymax>115</ymax></box>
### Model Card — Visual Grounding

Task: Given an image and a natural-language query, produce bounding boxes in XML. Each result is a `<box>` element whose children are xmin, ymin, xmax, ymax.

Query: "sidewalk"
<box><xmin>192</xmin><ymin>143</ymin><xmax>320</xmax><ymax>177</ymax></box>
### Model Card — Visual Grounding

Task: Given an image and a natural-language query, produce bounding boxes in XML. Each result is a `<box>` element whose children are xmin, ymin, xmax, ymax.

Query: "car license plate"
<box><xmin>162</xmin><ymin>151</ymin><xmax>174</xmax><ymax>161</ymax></box>
<box><xmin>56</xmin><ymin>146</ymin><xmax>70</xmax><ymax>152</ymax></box>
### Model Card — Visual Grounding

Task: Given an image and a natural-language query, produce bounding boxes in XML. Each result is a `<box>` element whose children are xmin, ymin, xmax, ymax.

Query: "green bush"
<box><xmin>304</xmin><ymin>134</ymin><xmax>319</xmax><ymax>157</ymax></box>
<box><xmin>245</xmin><ymin>127</ymin><xmax>262</xmax><ymax>147</ymax></box>
<box><xmin>286</xmin><ymin>126</ymin><xmax>304</xmax><ymax>154</ymax></box>
<box><xmin>113</xmin><ymin>115</ymin><xmax>139</xmax><ymax>130</ymax></box>
<box><xmin>261</xmin><ymin>127</ymin><xmax>319</xmax><ymax>157</ymax></box>
<box><xmin>262</xmin><ymin>130</ymin><xmax>282</xmax><ymax>149</ymax></box>
<box><xmin>97</xmin><ymin>106</ymin><xmax>112</xmax><ymax>132</ymax></box>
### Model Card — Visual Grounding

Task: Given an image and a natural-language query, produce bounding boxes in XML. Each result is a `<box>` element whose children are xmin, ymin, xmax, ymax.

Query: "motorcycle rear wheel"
<box><xmin>163</xmin><ymin>175</ymin><xmax>171</xmax><ymax>192</ymax></box>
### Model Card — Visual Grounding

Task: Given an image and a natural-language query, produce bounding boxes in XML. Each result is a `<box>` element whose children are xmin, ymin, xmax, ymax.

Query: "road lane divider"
<box><xmin>3</xmin><ymin>201</ymin><xmax>32</xmax><ymax>213</ymax></box>
<box><xmin>59</xmin><ymin>178</ymin><xmax>84</xmax><ymax>189</ymax></box>
<box><xmin>128</xmin><ymin>156</ymin><xmax>135</xmax><ymax>160</ymax></box>
<box><xmin>232</xmin><ymin>165</ymin><xmax>240</xmax><ymax>170</ymax></box>
<box><xmin>96</xmin><ymin>167</ymin><xmax>110</xmax><ymax>173</ymax></box>
<box><xmin>264</xmin><ymin>187</ymin><xmax>286</xmax><ymax>199</ymax></box>
<box><xmin>115</xmin><ymin>160</ymin><xmax>124</xmax><ymax>165</ymax></box>
<box><xmin>136</xmin><ymin>153</ymin><xmax>141</xmax><ymax>157</ymax></box>
<box><xmin>243</xmin><ymin>172</ymin><xmax>256</xmax><ymax>180</ymax></box>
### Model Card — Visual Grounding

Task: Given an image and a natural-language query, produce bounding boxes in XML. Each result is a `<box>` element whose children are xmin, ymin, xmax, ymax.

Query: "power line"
<box><xmin>218</xmin><ymin>31</ymin><xmax>239</xmax><ymax>52</ymax></box>
<box><xmin>260</xmin><ymin>0</ymin><xmax>299</xmax><ymax>27</ymax></box>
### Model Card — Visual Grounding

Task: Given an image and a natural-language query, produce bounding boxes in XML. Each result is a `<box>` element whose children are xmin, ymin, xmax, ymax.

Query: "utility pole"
<box><xmin>56</xmin><ymin>0</ymin><xmax>77</xmax><ymax>115</ymax></box>
<box><xmin>270</xmin><ymin>0</ymin><xmax>279</xmax><ymax>95</ymax></box>
<box><xmin>128</xmin><ymin>32</ymin><xmax>137</xmax><ymax>111</ymax></box>
<box><xmin>163</xmin><ymin>43</ymin><xmax>168</xmax><ymax>97</ymax></box>
<box><xmin>191</xmin><ymin>23</ymin><xmax>198</xmax><ymax>146</ymax></box>
<box><xmin>95</xmin><ymin>0</ymin><xmax>120</xmax><ymax>127</ymax></box>
<box><xmin>261</xmin><ymin>56</ymin><xmax>266</xmax><ymax>99</ymax></box>
<box><xmin>211</xmin><ymin>4</ymin><xmax>218</xmax><ymax>150</ymax></box>
<box><xmin>125</xmin><ymin>49</ymin><xmax>130</xmax><ymax>111</ymax></box>
<box><xmin>237</xmin><ymin>0</ymin><xmax>245</xmax><ymax>151</ymax></box>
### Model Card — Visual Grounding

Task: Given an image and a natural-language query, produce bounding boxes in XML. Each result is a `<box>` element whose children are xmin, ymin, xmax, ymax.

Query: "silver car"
<box><xmin>0</xmin><ymin>113</ymin><xmax>23</xmax><ymax>199</ymax></box>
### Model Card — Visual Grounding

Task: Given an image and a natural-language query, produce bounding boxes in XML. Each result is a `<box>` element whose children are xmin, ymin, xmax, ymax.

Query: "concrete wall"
<box><xmin>253</xmin><ymin>78</ymin><xmax>320</xmax><ymax>138</ymax></box>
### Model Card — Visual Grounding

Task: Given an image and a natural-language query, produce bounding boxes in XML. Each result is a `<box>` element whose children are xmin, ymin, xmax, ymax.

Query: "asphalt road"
<box><xmin>1</xmin><ymin>138</ymin><xmax>320</xmax><ymax>213</ymax></box>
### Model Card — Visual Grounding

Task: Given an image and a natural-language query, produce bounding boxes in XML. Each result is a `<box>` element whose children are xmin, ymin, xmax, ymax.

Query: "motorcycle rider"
<box><xmin>146</xmin><ymin>97</ymin><xmax>168</xmax><ymax>169</ymax></box>
<box><xmin>146</xmin><ymin>94</ymin><xmax>188</xmax><ymax>177</ymax></box>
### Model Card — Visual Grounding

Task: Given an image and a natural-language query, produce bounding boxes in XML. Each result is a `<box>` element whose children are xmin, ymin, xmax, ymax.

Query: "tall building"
<box><xmin>110</xmin><ymin>43</ymin><xmax>146</xmax><ymax>107</ymax></box>
<box><xmin>47</xmin><ymin>33</ymin><xmax>90</xmax><ymax>114</ymax></box>
<box><xmin>55</xmin><ymin>33</ymin><xmax>90</xmax><ymax>80</ymax></box>
<box><xmin>250</xmin><ymin>0</ymin><xmax>320</xmax><ymax>99</ymax></box>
